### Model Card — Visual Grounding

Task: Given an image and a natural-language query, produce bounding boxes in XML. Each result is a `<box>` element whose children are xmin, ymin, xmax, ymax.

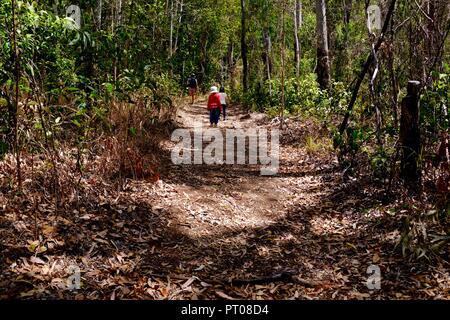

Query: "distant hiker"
<box><xmin>187</xmin><ymin>74</ymin><xmax>198</xmax><ymax>104</ymax></box>
<box><xmin>219</xmin><ymin>86</ymin><xmax>228</xmax><ymax>121</ymax></box>
<box><xmin>207</xmin><ymin>86</ymin><xmax>222</xmax><ymax>128</ymax></box>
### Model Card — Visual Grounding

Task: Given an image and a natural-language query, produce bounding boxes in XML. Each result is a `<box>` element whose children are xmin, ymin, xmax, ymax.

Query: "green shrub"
<box><xmin>421</xmin><ymin>64</ymin><xmax>449</xmax><ymax>139</ymax></box>
<box><xmin>241</xmin><ymin>73</ymin><xmax>336</xmax><ymax>119</ymax></box>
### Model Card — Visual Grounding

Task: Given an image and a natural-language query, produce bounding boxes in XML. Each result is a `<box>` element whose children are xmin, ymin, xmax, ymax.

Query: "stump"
<box><xmin>399</xmin><ymin>80</ymin><xmax>421</xmax><ymax>189</ymax></box>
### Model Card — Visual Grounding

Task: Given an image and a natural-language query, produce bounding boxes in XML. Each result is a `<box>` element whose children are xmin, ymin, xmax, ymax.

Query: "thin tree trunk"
<box><xmin>117</xmin><ymin>0</ymin><xmax>122</xmax><ymax>25</ymax></box>
<box><xmin>174</xmin><ymin>0</ymin><xmax>184</xmax><ymax>55</ymax></box>
<box><xmin>294</xmin><ymin>0</ymin><xmax>302</xmax><ymax>77</ymax></box>
<box><xmin>315</xmin><ymin>0</ymin><xmax>331</xmax><ymax>90</ymax></box>
<box><xmin>169</xmin><ymin>0</ymin><xmax>174</xmax><ymax>58</ymax></box>
<box><xmin>343</xmin><ymin>0</ymin><xmax>352</xmax><ymax>25</ymax></box>
<box><xmin>280</xmin><ymin>1</ymin><xmax>286</xmax><ymax>127</ymax></box>
<box><xmin>241</xmin><ymin>0</ymin><xmax>249</xmax><ymax>93</ymax></box>
<box><xmin>11</xmin><ymin>0</ymin><xmax>22</xmax><ymax>189</ymax></box>
<box><xmin>365</xmin><ymin>1</ymin><xmax>382</xmax><ymax>146</ymax></box>
<box><xmin>97</xmin><ymin>0</ymin><xmax>103</xmax><ymax>29</ymax></box>
<box><xmin>228</xmin><ymin>40</ymin><xmax>236</xmax><ymax>91</ymax></box>
<box><xmin>227</xmin><ymin>40</ymin><xmax>234</xmax><ymax>76</ymax></box>
<box><xmin>111</xmin><ymin>1</ymin><xmax>115</xmax><ymax>33</ymax></box>
<box><xmin>387</xmin><ymin>42</ymin><xmax>399</xmax><ymax>129</ymax></box>
<box><xmin>263</xmin><ymin>29</ymin><xmax>272</xmax><ymax>96</ymax></box>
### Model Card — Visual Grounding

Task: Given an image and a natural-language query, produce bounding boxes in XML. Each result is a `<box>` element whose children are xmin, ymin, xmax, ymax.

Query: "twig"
<box><xmin>414</xmin><ymin>0</ymin><xmax>433</xmax><ymax>22</ymax></box>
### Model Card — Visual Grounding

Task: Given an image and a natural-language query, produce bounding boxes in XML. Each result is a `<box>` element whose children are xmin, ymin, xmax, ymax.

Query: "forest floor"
<box><xmin>0</xmin><ymin>98</ymin><xmax>449</xmax><ymax>300</ymax></box>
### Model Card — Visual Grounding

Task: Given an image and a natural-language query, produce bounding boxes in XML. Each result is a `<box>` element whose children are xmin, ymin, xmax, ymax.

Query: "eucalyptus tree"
<box><xmin>315</xmin><ymin>0</ymin><xmax>330</xmax><ymax>90</ymax></box>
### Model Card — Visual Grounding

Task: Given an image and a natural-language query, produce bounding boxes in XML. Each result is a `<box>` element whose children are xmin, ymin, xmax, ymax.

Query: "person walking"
<box><xmin>187</xmin><ymin>74</ymin><xmax>198</xmax><ymax>104</ymax></box>
<box><xmin>207</xmin><ymin>86</ymin><xmax>222</xmax><ymax>128</ymax></box>
<box><xmin>219</xmin><ymin>86</ymin><xmax>228</xmax><ymax>121</ymax></box>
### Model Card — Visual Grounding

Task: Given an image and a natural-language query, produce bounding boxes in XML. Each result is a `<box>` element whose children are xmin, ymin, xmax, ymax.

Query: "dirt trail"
<box><xmin>160</xmin><ymin>98</ymin><xmax>312</xmax><ymax>238</ymax></box>
<box><xmin>2</xmin><ymin>98</ymin><xmax>448</xmax><ymax>300</ymax></box>
<box><xmin>142</xmin><ymin>101</ymin><xmax>448</xmax><ymax>299</ymax></box>
<box><xmin>134</xmin><ymin>99</ymin><xmax>437</xmax><ymax>299</ymax></box>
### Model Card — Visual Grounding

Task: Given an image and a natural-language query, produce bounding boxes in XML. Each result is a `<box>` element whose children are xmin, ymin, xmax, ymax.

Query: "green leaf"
<box><xmin>103</xmin><ymin>82</ymin><xmax>114</xmax><ymax>94</ymax></box>
<box><xmin>34</xmin><ymin>121</ymin><xmax>43</xmax><ymax>130</ymax></box>
<box><xmin>72</xmin><ymin>119</ymin><xmax>81</xmax><ymax>127</ymax></box>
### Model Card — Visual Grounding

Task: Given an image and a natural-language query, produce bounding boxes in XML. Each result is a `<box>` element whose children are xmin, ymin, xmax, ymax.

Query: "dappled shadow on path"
<box><xmin>1</xmin><ymin>168</ymin><xmax>413</xmax><ymax>299</ymax></box>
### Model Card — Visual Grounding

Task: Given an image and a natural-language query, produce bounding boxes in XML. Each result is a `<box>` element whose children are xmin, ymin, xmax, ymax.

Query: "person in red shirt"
<box><xmin>207</xmin><ymin>86</ymin><xmax>222</xmax><ymax>127</ymax></box>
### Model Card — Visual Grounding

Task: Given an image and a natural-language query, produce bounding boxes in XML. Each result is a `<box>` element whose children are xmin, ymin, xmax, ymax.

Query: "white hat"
<box><xmin>210</xmin><ymin>86</ymin><xmax>219</xmax><ymax>93</ymax></box>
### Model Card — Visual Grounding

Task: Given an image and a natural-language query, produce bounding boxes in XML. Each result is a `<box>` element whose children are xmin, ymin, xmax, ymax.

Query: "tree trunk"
<box><xmin>343</xmin><ymin>0</ymin><xmax>352</xmax><ymax>25</ymax></box>
<box><xmin>280</xmin><ymin>1</ymin><xmax>286</xmax><ymax>127</ymax></box>
<box><xmin>228</xmin><ymin>40</ymin><xmax>237</xmax><ymax>92</ymax></box>
<box><xmin>117</xmin><ymin>0</ymin><xmax>122</xmax><ymax>26</ymax></box>
<box><xmin>387</xmin><ymin>41</ymin><xmax>399</xmax><ymax>129</ymax></box>
<box><xmin>294</xmin><ymin>0</ymin><xmax>302</xmax><ymax>77</ymax></box>
<box><xmin>97</xmin><ymin>0</ymin><xmax>103</xmax><ymax>29</ymax></box>
<box><xmin>241</xmin><ymin>0</ymin><xmax>249</xmax><ymax>93</ymax></box>
<box><xmin>227</xmin><ymin>40</ymin><xmax>234</xmax><ymax>76</ymax></box>
<box><xmin>365</xmin><ymin>1</ymin><xmax>382</xmax><ymax>146</ymax></box>
<box><xmin>263</xmin><ymin>29</ymin><xmax>272</xmax><ymax>95</ymax></box>
<box><xmin>315</xmin><ymin>0</ymin><xmax>331</xmax><ymax>90</ymax></box>
<box><xmin>169</xmin><ymin>0</ymin><xmax>174</xmax><ymax>59</ymax></box>
<box><xmin>11</xmin><ymin>0</ymin><xmax>22</xmax><ymax>189</ymax></box>
<box><xmin>400</xmin><ymin>80</ymin><xmax>422</xmax><ymax>189</ymax></box>
<box><xmin>173</xmin><ymin>0</ymin><xmax>184</xmax><ymax>55</ymax></box>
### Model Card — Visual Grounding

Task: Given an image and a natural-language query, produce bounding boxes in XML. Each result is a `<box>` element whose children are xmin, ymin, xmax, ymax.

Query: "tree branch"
<box><xmin>338</xmin><ymin>0</ymin><xmax>397</xmax><ymax>137</ymax></box>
